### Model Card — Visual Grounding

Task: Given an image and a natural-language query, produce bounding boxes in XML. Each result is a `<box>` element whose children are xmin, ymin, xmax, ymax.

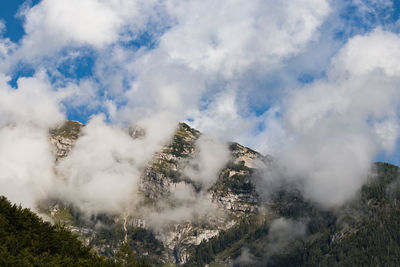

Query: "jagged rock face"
<box><xmin>230</xmin><ymin>142</ymin><xmax>261</xmax><ymax>168</ymax></box>
<box><xmin>139</xmin><ymin>123</ymin><xmax>201</xmax><ymax>200</ymax></box>
<box><xmin>44</xmin><ymin>126</ymin><xmax>400</xmax><ymax>266</ymax></box>
<box><xmin>134</xmin><ymin>124</ymin><xmax>263</xmax><ymax>264</ymax></box>
<box><xmin>49</xmin><ymin>121</ymin><xmax>83</xmax><ymax>160</ymax></box>
<box><xmin>212</xmin><ymin>191</ymin><xmax>258</xmax><ymax>213</ymax></box>
<box><xmin>209</xmin><ymin>143</ymin><xmax>263</xmax><ymax>215</ymax></box>
<box><xmin>47</xmin><ymin>121</ymin><xmax>262</xmax><ymax>265</ymax></box>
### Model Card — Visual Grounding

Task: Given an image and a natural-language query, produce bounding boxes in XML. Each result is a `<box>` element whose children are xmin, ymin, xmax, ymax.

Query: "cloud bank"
<box><xmin>274</xmin><ymin>29</ymin><xmax>400</xmax><ymax>207</ymax></box>
<box><xmin>0</xmin><ymin>0</ymin><xmax>398</xmax><ymax>213</ymax></box>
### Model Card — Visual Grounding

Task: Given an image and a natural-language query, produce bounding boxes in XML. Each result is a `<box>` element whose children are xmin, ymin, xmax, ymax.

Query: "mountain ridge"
<box><xmin>37</xmin><ymin>121</ymin><xmax>400</xmax><ymax>266</ymax></box>
<box><xmin>46</xmin><ymin>120</ymin><xmax>263</xmax><ymax>265</ymax></box>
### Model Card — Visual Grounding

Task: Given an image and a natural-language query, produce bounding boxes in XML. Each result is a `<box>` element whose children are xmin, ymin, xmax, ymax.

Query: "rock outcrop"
<box><xmin>49</xmin><ymin>120</ymin><xmax>83</xmax><ymax>160</ymax></box>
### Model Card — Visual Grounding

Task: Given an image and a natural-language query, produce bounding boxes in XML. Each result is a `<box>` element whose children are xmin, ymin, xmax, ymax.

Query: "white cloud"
<box><xmin>0</xmin><ymin>71</ymin><xmax>64</xmax><ymax>209</ymax></box>
<box><xmin>0</xmin><ymin>125</ymin><xmax>56</xmax><ymax>209</ymax></box>
<box><xmin>184</xmin><ymin>135</ymin><xmax>230</xmax><ymax>188</ymax></box>
<box><xmin>54</xmin><ymin>115</ymin><xmax>141</xmax><ymax>214</ymax></box>
<box><xmin>331</xmin><ymin>29</ymin><xmax>400</xmax><ymax>77</ymax></box>
<box><xmin>55</xmin><ymin>78</ymin><xmax>101</xmax><ymax>111</ymax></box>
<box><xmin>1</xmin><ymin>0</ymin><xmax>398</xmax><ymax>216</ymax></box>
<box><xmin>0</xmin><ymin>71</ymin><xmax>64</xmax><ymax>127</ymax></box>
<box><xmin>160</xmin><ymin>0</ymin><xmax>330</xmax><ymax>77</ymax></box>
<box><xmin>263</xmin><ymin>29</ymin><xmax>400</xmax><ymax>207</ymax></box>
<box><xmin>108</xmin><ymin>0</ymin><xmax>331</xmax><ymax>132</ymax></box>
<box><xmin>189</xmin><ymin>90</ymin><xmax>252</xmax><ymax>139</ymax></box>
<box><xmin>19</xmin><ymin>0</ymin><xmax>119</xmax><ymax>58</ymax></box>
<box><xmin>0</xmin><ymin>0</ymin><xmax>333</xmax><ymax>133</ymax></box>
<box><xmin>13</xmin><ymin>0</ymin><xmax>161</xmax><ymax>61</ymax></box>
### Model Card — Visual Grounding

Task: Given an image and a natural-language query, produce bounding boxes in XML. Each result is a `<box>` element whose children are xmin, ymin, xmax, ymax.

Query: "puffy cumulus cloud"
<box><xmin>120</xmin><ymin>59</ymin><xmax>207</xmax><ymax>121</ymax></box>
<box><xmin>0</xmin><ymin>0</ymin><xmax>332</xmax><ymax>133</ymax></box>
<box><xmin>109</xmin><ymin>0</ymin><xmax>331</xmax><ymax>132</ymax></box>
<box><xmin>55</xmin><ymin>78</ymin><xmax>103</xmax><ymax>112</ymax></box>
<box><xmin>189</xmin><ymin>90</ymin><xmax>253</xmax><ymax>139</ymax></box>
<box><xmin>14</xmin><ymin>0</ymin><xmax>162</xmax><ymax>60</ymax></box>
<box><xmin>264</xmin><ymin>29</ymin><xmax>400</xmax><ymax>207</ymax></box>
<box><xmin>26</xmin><ymin>0</ymin><xmax>121</xmax><ymax>46</ymax></box>
<box><xmin>15</xmin><ymin>0</ymin><xmax>330</xmax><ymax>62</ymax></box>
<box><xmin>161</xmin><ymin>0</ymin><xmax>331</xmax><ymax>77</ymax></box>
<box><xmin>287</xmin><ymin>30</ymin><xmax>400</xmax><ymax>146</ymax></box>
<box><xmin>17</xmin><ymin>1</ymin><xmax>118</xmax><ymax>60</ymax></box>
<box><xmin>0</xmin><ymin>87</ymin><xmax>178</xmax><ymax>214</ymax></box>
<box><xmin>0</xmin><ymin>72</ymin><xmax>64</xmax><ymax>209</ymax></box>
<box><xmin>54</xmin><ymin>115</ymin><xmax>140</xmax><ymax>214</ymax></box>
<box><xmin>0</xmin><ymin>71</ymin><xmax>64</xmax><ymax>127</ymax></box>
<box><xmin>54</xmin><ymin>114</ymin><xmax>175</xmax><ymax>214</ymax></box>
<box><xmin>331</xmin><ymin>29</ymin><xmax>400</xmax><ymax>77</ymax></box>
<box><xmin>2</xmin><ymin>0</ymin><xmax>398</xmax><ymax>218</ymax></box>
<box><xmin>133</xmin><ymin>112</ymin><xmax>180</xmax><ymax>151</ymax></box>
<box><xmin>0</xmin><ymin>125</ymin><xmax>56</xmax><ymax>209</ymax></box>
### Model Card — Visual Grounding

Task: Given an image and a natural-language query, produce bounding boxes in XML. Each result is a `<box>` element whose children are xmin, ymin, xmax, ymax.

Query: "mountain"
<box><xmin>189</xmin><ymin>162</ymin><xmax>400</xmax><ymax>266</ymax></box>
<box><xmin>7</xmin><ymin>120</ymin><xmax>400</xmax><ymax>266</ymax></box>
<box><xmin>46</xmin><ymin>121</ymin><xmax>263</xmax><ymax>265</ymax></box>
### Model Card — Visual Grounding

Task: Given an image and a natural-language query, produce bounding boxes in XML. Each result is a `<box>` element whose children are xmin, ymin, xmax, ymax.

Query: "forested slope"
<box><xmin>0</xmin><ymin>196</ymin><xmax>129</xmax><ymax>266</ymax></box>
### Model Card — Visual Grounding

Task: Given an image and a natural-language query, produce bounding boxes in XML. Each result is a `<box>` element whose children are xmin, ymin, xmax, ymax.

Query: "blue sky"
<box><xmin>1</xmin><ymin>0</ymin><xmax>398</xmax><ymax>120</ymax></box>
<box><xmin>0</xmin><ymin>0</ymin><xmax>400</xmax><ymax>168</ymax></box>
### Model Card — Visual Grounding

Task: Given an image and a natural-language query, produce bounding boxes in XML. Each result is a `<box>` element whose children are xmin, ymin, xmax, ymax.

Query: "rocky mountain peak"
<box><xmin>49</xmin><ymin>120</ymin><xmax>83</xmax><ymax>160</ymax></box>
<box><xmin>46</xmin><ymin>120</ymin><xmax>262</xmax><ymax>264</ymax></box>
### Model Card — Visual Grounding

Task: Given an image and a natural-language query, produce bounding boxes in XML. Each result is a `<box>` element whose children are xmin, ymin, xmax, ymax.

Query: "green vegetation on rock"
<box><xmin>50</xmin><ymin>120</ymin><xmax>83</xmax><ymax>139</ymax></box>
<box><xmin>167</xmin><ymin>123</ymin><xmax>199</xmax><ymax>158</ymax></box>
<box><xmin>42</xmin><ymin>121</ymin><xmax>400</xmax><ymax>266</ymax></box>
<box><xmin>184</xmin><ymin>162</ymin><xmax>400</xmax><ymax>267</ymax></box>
